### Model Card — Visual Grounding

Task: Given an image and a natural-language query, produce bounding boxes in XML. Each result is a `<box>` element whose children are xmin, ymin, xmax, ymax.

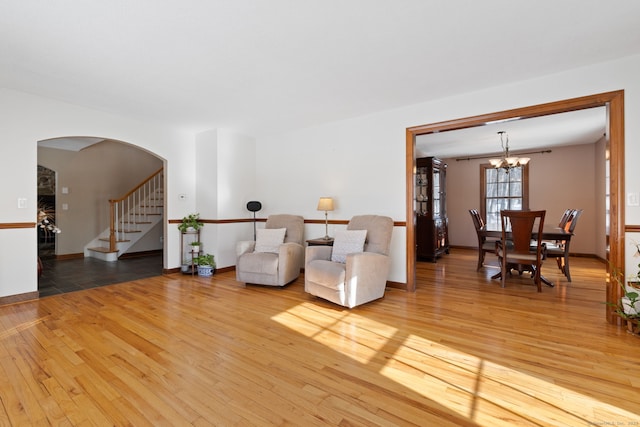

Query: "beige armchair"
<box><xmin>236</xmin><ymin>214</ymin><xmax>304</xmax><ymax>287</ymax></box>
<box><xmin>305</xmin><ymin>215</ymin><xmax>393</xmax><ymax>308</ymax></box>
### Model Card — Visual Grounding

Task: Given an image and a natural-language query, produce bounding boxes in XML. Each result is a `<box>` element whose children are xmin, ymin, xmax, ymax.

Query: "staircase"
<box><xmin>85</xmin><ymin>168</ymin><xmax>164</xmax><ymax>262</ymax></box>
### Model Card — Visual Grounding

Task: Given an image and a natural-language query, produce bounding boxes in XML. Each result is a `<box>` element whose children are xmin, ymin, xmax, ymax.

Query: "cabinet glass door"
<box><xmin>432</xmin><ymin>169</ymin><xmax>440</xmax><ymax>218</ymax></box>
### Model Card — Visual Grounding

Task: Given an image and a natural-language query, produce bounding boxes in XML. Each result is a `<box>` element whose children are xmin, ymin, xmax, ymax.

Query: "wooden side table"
<box><xmin>306</xmin><ymin>237</ymin><xmax>334</xmax><ymax>246</ymax></box>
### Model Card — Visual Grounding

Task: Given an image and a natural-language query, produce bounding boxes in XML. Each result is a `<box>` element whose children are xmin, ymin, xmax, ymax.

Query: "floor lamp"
<box><xmin>246</xmin><ymin>201</ymin><xmax>262</xmax><ymax>240</ymax></box>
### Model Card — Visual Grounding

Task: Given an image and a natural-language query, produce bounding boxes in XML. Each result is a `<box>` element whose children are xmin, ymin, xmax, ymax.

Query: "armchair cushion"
<box><xmin>305</xmin><ymin>260</ymin><xmax>346</xmax><ymax>289</ymax></box>
<box><xmin>330</xmin><ymin>229</ymin><xmax>367</xmax><ymax>263</ymax></box>
<box><xmin>238</xmin><ymin>252</ymin><xmax>279</xmax><ymax>275</ymax></box>
<box><xmin>254</xmin><ymin>228</ymin><xmax>286</xmax><ymax>253</ymax></box>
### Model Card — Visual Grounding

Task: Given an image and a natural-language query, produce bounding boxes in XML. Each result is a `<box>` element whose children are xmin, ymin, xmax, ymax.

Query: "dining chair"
<box><xmin>496</xmin><ymin>209</ymin><xmax>546</xmax><ymax>292</ymax></box>
<box><xmin>558</xmin><ymin>208</ymin><xmax>575</xmax><ymax>229</ymax></box>
<box><xmin>545</xmin><ymin>209</ymin><xmax>583</xmax><ymax>282</ymax></box>
<box><xmin>532</xmin><ymin>208</ymin><xmax>573</xmax><ymax>245</ymax></box>
<box><xmin>468</xmin><ymin>209</ymin><xmax>498</xmax><ymax>270</ymax></box>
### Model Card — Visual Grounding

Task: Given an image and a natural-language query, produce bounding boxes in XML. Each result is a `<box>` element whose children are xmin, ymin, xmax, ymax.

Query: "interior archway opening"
<box><xmin>405</xmin><ymin>91</ymin><xmax>624</xmax><ymax>323</ymax></box>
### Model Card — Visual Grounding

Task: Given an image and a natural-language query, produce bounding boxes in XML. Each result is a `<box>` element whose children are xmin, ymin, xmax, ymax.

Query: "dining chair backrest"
<box><xmin>469</xmin><ymin>209</ymin><xmax>484</xmax><ymax>232</ymax></box>
<box><xmin>500</xmin><ymin>209</ymin><xmax>546</xmax><ymax>254</ymax></box>
<box><xmin>469</xmin><ymin>208</ymin><xmax>497</xmax><ymax>271</ymax></box>
<box><xmin>498</xmin><ymin>210</ymin><xmax>546</xmax><ymax>291</ymax></box>
<box><xmin>558</xmin><ymin>209</ymin><xmax>574</xmax><ymax>229</ymax></box>
<box><xmin>566</xmin><ymin>209</ymin><xmax>583</xmax><ymax>234</ymax></box>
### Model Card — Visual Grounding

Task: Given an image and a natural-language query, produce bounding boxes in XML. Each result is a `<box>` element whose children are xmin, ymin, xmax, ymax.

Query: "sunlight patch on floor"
<box><xmin>272</xmin><ymin>302</ymin><xmax>397</xmax><ymax>364</ymax></box>
<box><xmin>273</xmin><ymin>302</ymin><xmax>639</xmax><ymax>425</ymax></box>
<box><xmin>384</xmin><ymin>333</ymin><xmax>638</xmax><ymax>425</ymax></box>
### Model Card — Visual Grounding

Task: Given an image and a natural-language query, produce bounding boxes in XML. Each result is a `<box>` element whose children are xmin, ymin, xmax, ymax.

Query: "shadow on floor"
<box><xmin>38</xmin><ymin>254</ymin><xmax>164</xmax><ymax>298</ymax></box>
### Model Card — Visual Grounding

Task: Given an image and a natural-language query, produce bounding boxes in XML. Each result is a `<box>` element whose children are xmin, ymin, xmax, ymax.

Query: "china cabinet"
<box><xmin>416</xmin><ymin>157</ymin><xmax>449</xmax><ymax>261</ymax></box>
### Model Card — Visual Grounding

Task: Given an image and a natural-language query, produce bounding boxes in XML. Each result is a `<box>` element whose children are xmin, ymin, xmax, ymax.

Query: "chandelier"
<box><xmin>489</xmin><ymin>131</ymin><xmax>530</xmax><ymax>170</ymax></box>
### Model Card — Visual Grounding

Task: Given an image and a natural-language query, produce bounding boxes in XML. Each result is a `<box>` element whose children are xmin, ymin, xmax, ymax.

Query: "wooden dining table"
<box><xmin>480</xmin><ymin>224</ymin><xmax>572</xmax><ymax>240</ymax></box>
<box><xmin>479</xmin><ymin>224</ymin><xmax>573</xmax><ymax>287</ymax></box>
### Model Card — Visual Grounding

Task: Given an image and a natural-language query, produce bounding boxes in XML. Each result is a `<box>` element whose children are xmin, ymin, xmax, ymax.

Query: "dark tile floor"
<box><xmin>38</xmin><ymin>254</ymin><xmax>164</xmax><ymax>298</ymax></box>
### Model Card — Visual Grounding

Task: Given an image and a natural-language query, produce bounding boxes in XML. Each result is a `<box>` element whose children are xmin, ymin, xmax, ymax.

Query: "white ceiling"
<box><xmin>2</xmin><ymin>1</ymin><xmax>640</xmax><ymax>137</ymax></box>
<box><xmin>38</xmin><ymin>137</ymin><xmax>106</xmax><ymax>152</ymax></box>
<box><xmin>416</xmin><ymin>106</ymin><xmax>607</xmax><ymax>159</ymax></box>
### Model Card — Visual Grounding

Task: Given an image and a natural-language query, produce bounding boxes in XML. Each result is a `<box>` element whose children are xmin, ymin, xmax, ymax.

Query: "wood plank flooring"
<box><xmin>0</xmin><ymin>248</ymin><xmax>638</xmax><ymax>426</ymax></box>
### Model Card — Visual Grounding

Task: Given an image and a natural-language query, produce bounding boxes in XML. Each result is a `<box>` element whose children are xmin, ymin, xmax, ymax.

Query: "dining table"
<box><xmin>479</xmin><ymin>224</ymin><xmax>573</xmax><ymax>287</ymax></box>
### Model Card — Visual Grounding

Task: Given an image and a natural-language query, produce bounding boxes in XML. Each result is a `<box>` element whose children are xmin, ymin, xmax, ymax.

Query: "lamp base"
<box><xmin>324</xmin><ymin>212</ymin><xmax>330</xmax><ymax>240</ymax></box>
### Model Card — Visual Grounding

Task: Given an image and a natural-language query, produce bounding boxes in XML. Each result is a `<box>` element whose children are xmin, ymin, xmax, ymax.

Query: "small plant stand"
<box><xmin>180</xmin><ymin>230</ymin><xmax>201</xmax><ymax>275</ymax></box>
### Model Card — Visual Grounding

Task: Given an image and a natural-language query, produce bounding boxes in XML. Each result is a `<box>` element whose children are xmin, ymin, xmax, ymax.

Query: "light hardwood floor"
<box><xmin>0</xmin><ymin>249</ymin><xmax>638</xmax><ymax>426</ymax></box>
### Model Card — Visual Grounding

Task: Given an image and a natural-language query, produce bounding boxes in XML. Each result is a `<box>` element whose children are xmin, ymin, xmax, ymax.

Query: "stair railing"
<box><xmin>108</xmin><ymin>168</ymin><xmax>164</xmax><ymax>252</ymax></box>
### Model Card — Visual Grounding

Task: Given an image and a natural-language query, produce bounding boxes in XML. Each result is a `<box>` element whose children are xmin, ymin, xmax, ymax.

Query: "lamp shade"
<box><xmin>317</xmin><ymin>197</ymin><xmax>334</xmax><ymax>211</ymax></box>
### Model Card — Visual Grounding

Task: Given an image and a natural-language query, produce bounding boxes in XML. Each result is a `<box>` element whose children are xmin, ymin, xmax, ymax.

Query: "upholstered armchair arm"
<box><xmin>305</xmin><ymin>246</ymin><xmax>332</xmax><ymax>265</ymax></box>
<box><xmin>344</xmin><ymin>252</ymin><xmax>390</xmax><ymax>307</ymax></box>
<box><xmin>277</xmin><ymin>242</ymin><xmax>304</xmax><ymax>284</ymax></box>
<box><xmin>236</xmin><ymin>240</ymin><xmax>256</xmax><ymax>257</ymax></box>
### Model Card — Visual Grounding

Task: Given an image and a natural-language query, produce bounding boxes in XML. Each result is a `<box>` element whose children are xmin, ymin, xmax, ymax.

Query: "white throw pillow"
<box><xmin>331</xmin><ymin>229</ymin><xmax>367</xmax><ymax>263</ymax></box>
<box><xmin>254</xmin><ymin>228</ymin><xmax>286</xmax><ymax>253</ymax></box>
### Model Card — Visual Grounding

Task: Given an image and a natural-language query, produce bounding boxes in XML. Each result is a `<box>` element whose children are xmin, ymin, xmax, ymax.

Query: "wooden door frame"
<box><xmin>405</xmin><ymin>91</ymin><xmax>624</xmax><ymax>323</ymax></box>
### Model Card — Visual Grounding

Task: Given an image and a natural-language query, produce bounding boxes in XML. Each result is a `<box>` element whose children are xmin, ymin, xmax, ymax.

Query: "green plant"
<box><xmin>194</xmin><ymin>254</ymin><xmax>215</xmax><ymax>267</ymax></box>
<box><xmin>190</xmin><ymin>241</ymin><xmax>202</xmax><ymax>246</ymax></box>
<box><xmin>606</xmin><ymin>263</ymin><xmax>640</xmax><ymax>320</ymax></box>
<box><xmin>178</xmin><ymin>213</ymin><xmax>203</xmax><ymax>232</ymax></box>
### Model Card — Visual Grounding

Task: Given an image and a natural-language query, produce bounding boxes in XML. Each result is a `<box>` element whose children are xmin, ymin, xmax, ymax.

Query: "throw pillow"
<box><xmin>331</xmin><ymin>229</ymin><xmax>367</xmax><ymax>263</ymax></box>
<box><xmin>254</xmin><ymin>228</ymin><xmax>286</xmax><ymax>253</ymax></box>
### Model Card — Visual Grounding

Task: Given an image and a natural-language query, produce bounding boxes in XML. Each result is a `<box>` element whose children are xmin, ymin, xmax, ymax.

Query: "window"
<box><xmin>480</xmin><ymin>164</ymin><xmax>529</xmax><ymax>230</ymax></box>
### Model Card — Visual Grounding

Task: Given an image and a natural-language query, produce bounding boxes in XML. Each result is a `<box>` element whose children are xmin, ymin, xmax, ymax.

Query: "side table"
<box><xmin>306</xmin><ymin>237</ymin><xmax>334</xmax><ymax>247</ymax></box>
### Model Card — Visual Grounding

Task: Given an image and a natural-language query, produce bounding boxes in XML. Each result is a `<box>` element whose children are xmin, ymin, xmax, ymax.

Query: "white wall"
<box><xmin>3</xmin><ymin>53</ymin><xmax>640</xmax><ymax>298</ymax></box>
<box><xmin>195</xmin><ymin>129</ymin><xmax>257</xmax><ymax>269</ymax></box>
<box><xmin>0</xmin><ymin>88</ymin><xmax>194</xmax><ymax>298</ymax></box>
<box><xmin>257</xmin><ymin>53</ymin><xmax>640</xmax><ymax>283</ymax></box>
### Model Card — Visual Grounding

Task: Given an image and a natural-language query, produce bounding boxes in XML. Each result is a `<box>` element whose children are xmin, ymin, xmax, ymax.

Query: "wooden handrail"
<box><xmin>108</xmin><ymin>167</ymin><xmax>164</xmax><ymax>203</ymax></box>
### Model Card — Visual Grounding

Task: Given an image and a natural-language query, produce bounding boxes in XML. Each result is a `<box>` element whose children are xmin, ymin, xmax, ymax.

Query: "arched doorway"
<box><xmin>37</xmin><ymin>136</ymin><xmax>166</xmax><ymax>294</ymax></box>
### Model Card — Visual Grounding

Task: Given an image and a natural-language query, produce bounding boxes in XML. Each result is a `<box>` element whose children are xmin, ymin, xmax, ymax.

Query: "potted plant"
<box><xmin>181</xmin><ymin>260</ymin><xmax>192</xmax><ymax>274</ymax></box>
<box><xmin>189</xmin><ymin>241</ymin><xmax>202</xmax><ymax>253</ymax></box>
<box><xmin>178</xmin><ymin>213</ymin><xmax>204</xmax><ymax>233</ymax></box>
<box><xmin>195</xmin><ymin>254</ymin><xmax>216</xmax><ymax>277</ymax></box>
<box><xmin>606</xmin><ymin>263</ymin><xmax>640</xmax><ymax>335</ymax></box>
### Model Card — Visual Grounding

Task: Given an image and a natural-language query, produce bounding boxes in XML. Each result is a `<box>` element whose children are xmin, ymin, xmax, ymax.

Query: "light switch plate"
<box><xmin>627</xmin><ymin>192</ymin><xmax>639</xmax><ymax>206</ymax></box>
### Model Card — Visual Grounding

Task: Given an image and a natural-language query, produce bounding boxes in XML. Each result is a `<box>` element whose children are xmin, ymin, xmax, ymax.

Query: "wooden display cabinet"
<box><xmin>416</xmin><ymin>157</ymin><xmax>449</xmax><ymax>262</ymax></box>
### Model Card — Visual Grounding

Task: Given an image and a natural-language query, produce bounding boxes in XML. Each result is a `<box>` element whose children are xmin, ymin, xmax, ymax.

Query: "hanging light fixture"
<box><xmin>489</xmin><ymin>131</ymin><xmax>530</xmax><ymax>170</ymax></box>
